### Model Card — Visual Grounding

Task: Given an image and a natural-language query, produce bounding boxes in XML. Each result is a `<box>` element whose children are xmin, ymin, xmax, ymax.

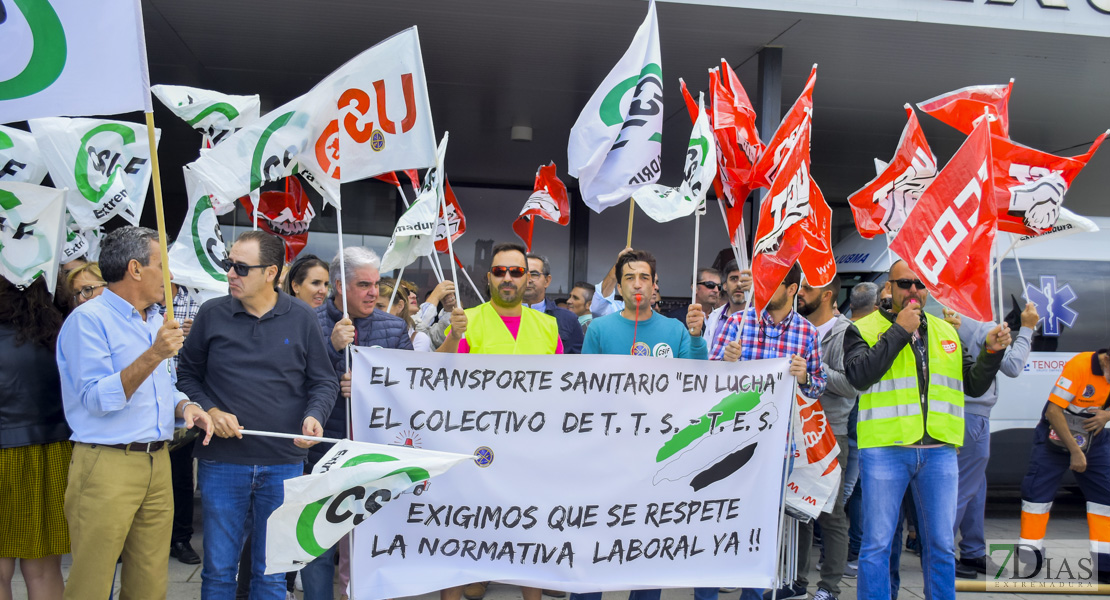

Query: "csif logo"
<box><xmin>74</xmin><ymin>123</ymin><xmax>146</xmax><ymax>204</ymax></box>
<box><xmin>190</xmin><ymin>194</ymin><xmax>227</xmax><ymax>282</ymax></box>
<box><xmin>0</xmin><ymin>0</ymin><xmax>67</xmax><ymax>101</ymax></box>
<box><xmin>315</xmin><ymin>74</ymin><xmax>418</xmax><ymax>179</ymax></box>
<box><xmin>249</xmin><ymin>111</ymin><xmax>310</xmax><ymax>191</ymax></box>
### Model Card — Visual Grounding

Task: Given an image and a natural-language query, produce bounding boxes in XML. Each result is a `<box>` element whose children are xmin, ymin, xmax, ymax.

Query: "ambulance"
<box><xmin>831</xmin><ymin>217</ymin><xmax>1110</xmax><ymax>486</ymax></box>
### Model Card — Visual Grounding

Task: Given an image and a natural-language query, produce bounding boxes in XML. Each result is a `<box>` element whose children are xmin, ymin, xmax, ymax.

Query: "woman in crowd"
<box><xmin>379</xmin><ymin>278</ymin><xmax>434</xmax><ymax>352</ymax></box>
<box><xmin>0</xmin><ymin>278</ymin><xmax>71</xmax><ymax>600</ymax></box>
<box><xmin>281</xmin><ymin>254</ymin><xmax>330</xmax><ymax>308</ymax></box>
<box><xmin>66</xmin><ymin>262</ymin><xmax>106</xmax><ymax>310</ymax></box>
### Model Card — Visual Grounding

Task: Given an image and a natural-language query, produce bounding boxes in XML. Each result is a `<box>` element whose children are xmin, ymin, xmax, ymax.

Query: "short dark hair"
<box><xmin>822</xmin><ymin>273</ymin><xmax>842</xmax><ymax>308</ymax></box>
<box><xmin>572</xmin><ymin>281</ymin><xmax>595</xmax><ymax>303</ymax></box>
<box><xmin>282</xmin><ymin>253</ymin><xmax>328</xmax><ymax>296</ymax></box>
<box><xmin>695</xmin><ymin>267</ymin><xmax>721</xmax><ymax>284</ymax></box>
<box><xmin>99</xmin><ymin>226</ymin><xmax>159</xmax><ymax>283</ymax></box>
<box><xmin>783</xmin><ymin>262</ymin><xmax>802</xmax><ymax>290</ymax></box>
<box><xmin>615</xmin><ymin>249</ymin><xmax>656</xmax><ymax>281</ymax></box>
<box><xmin>722</xmin><ymin>260</ymin><xmax>741</xmax><ymax>278</ymax></box>
<box><xmin>491</xmin><ymin>242</ymin><xmax>528</xmax><ymax>265</ymax></box>
<box><xmin>525</xmin><ymin>253</ymin><xmax>551</xmax><ymax>277</ymax></box>
<box><xmin>236</xmin><ymin>230</ymin><xmax>285</xmax><ymax>290</ymax></box>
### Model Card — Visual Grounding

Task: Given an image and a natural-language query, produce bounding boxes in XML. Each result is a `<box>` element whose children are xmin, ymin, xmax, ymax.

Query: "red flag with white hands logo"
<box><xmin>847</xmin><ymin>105</ymin><xmax>938</xmax><ymax>239</ymax></box>
<box><xmin>751</xmin><ymin>64</ymin><xmax>816</xmax><ymax>190</ymax></box>
<box><xmin>750</xmin><ymin>118</ymin><xmax>811</xmax><ymax>313</ymax></box>
<box><xmin>798</xmin><ymin>177</ymin><xmax>836</xmax><ymax>288</ymax></box>
<box><xmin>434</xmin><ymin>180</ymin><xmax>466</xmax><ymax>254</ymax></box>
<box><xmin>238</xmin><ymin>176</ymin><xmax>315</xmax><ymax>263</ymax></box>
<box><xmin>918</xmin><ymin>80</ymin><xmax>1012</xmax><ymax>138</ymax></box>
<box><xmin>989</xmin><ymin>131</ymin><xmax>1109</xmax><ymax>236</ymax></box>
<box><xmin>513</xmin><ymin>163</ymin><xmax>570</xmax><ymax>252</ymax></box>
<box><xmin>890</xmin><ymin>118</ymin><xmax>996</xmax><ymax>322</ymax></box>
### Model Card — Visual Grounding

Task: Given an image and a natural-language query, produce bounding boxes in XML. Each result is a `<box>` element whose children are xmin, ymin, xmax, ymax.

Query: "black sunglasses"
<box><xmin>697</xmin><ymin>280</ymin><xmax>721</xmax><ymax>291</ymax></box>
<box><xmin>892</xmin><ymin>278</ymin><xmax>926</xmax><ymax>291</ymax></box>
<box><xmin>490</xmin><ymin>265</ymin><xmax>527</xmax><ymax>278</ymax></box>
<box><xmin>226</xmin><ymin>261</ymin><xmax>268</xmax><ymax>277</ymax></box>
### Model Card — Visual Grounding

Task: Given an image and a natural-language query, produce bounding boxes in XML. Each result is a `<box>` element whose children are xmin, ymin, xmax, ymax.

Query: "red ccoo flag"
<box><xmin>514</xmin><ymin>163</ymin><xmax>570</xmax><ymax>252</ymax></box>
<box><xmin>918</xmin><ymin>80</ymin><xmax>1013</xmax><ymax>138</ymax></box>
<box><xmin>890</xmin><ymin>118</ymin><xmax>997</xmax><ymax>322</ymax></box>
<box><xmin>847</xmin><ymin>105</ymin><xmax>938</xmax><ymax>239</ymax></box>
<box><xmin>434</xmin><ymin>180</ymin><xmax>466</xmax><ymax>254</ymax></box>
<box><xmin>751</xmin><ymin>64</ymin><xmax>816</xmax><ymax>190</ymax></box>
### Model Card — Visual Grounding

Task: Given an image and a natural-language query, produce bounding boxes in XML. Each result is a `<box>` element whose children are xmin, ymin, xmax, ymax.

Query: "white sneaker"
<box><xmin>286</xmin><ymin>592</ymin><xmax>297</xmax><ymax>600</ymax></box>
<box><xmin>295</xmin><ymin>571</ymin><xmax>304</xmax><ymax>592</ymax></box>
<box><xmin>812</xmin><ymin>589</ymin><xmax>836</xmax><ymax>600</ymax></box>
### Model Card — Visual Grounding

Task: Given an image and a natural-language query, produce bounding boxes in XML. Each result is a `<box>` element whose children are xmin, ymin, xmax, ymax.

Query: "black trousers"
<box><xmin>169</xmin><ymin>444</ymin><xmax>195</xmax><ymax>543</ymax></box>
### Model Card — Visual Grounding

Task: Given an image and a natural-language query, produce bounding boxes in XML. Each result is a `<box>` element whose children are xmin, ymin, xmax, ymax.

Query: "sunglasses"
<box><xmin>892</xmin><ymin>278</ymin><xmax>927</xmax><ymax>291</ymax></box>
<box><xmin>697</xmin><ymin>280</ymin><xmax>721</xmax><ymax>291</ymax></box>
<box><xmin>226</xmin><ymin>261</ymin><xmax>268</xmax><ymax>277</ymax></box>
<box><xmin>490</xmin><ymin>265</ymin><xmax>527</xmax><ymax>278</ymax></box>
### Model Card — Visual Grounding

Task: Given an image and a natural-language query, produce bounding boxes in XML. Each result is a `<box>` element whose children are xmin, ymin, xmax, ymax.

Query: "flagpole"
<box><xmin>626</xmin><ymin>198</ymin><xmax>636</xmax><ymax>247</ymax></box>
<box><xmin>396</xmin><ymin>183</ymin><xmax>444</xmax><ymax>284</ymax></box>
<box><xmin>1010</xmin><ymin>234</ymin><xmax>1028</xmax><ymax>298</ymax></box>
<box><xmin>239</xmin><ymin>429</ymin><xmax>343</xmax><ymax>445</ymax></box>
<box><xmin>143</xmin><ymin>111</ymin><xmax>174</xmax><ymax>321</ymax></box>
<box><xmin>715</xmin><ymin>198</ymin><xmax>743</xmax><ymax>269</ymax></box>
<box><xmin>455</xmin><ymin>254</ymin><xmax>486</xmax><ymax>304</ymax></box>
<box><xmin>388</xmin><ymin>265</ymin><xmax>405</xmax><ymax>309</ymax></box>
<box><xmin>251</xmin><ymin>188</ymin><xmax>259</xmax><ymax>230</ymax></box>
<box><xmin>691</xmin><ymin>204</ymin><xmax>703</xmax><ymax>306</ymax></box>
<box><xmin>441</xmin><ymin>147</ymin><xmax>463</xmax><ymax>309</ymax></box>
<box><xmin>529</xmin><ymin>216</ymin><xmax>536</xmax><ymax>254</ymax></box>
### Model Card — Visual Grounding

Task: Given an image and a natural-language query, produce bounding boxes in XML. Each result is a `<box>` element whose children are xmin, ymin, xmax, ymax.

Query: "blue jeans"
<box><xmin>955</xmin><ymin>414</ymin><xmax>990</xmax><ymax>560</ymax></box>
<box><xmin>300</xmin><ymin>544</ymin><xmax>337</xmax><ymax>600</ymax></box>
<box><xmin>198</xmin><ymin>460</ymin><xmax>303</xmax><ymax>600</ymax></box>
<box><xmin>571</xmin><ymin>591</ymin><xmax>661</xmax><ymax>600</ymax></box>
<box><xmin>859</xmin><ymin>446</ymin><xmax>957</xmax><ymax>600</ymax></box>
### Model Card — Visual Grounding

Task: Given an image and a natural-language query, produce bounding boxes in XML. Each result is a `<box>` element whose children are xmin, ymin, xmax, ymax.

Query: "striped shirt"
<box><xmin>708</xmin><ymin>306</ymin><xmax>827</xmax><ymax>398</ymax></box>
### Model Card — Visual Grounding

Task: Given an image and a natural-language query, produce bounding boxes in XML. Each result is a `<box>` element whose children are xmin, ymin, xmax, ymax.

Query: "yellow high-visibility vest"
<box><xmin>461</xmin><ymin>302</ymin><xmax>560</xmax><ymax>355</ymax></box>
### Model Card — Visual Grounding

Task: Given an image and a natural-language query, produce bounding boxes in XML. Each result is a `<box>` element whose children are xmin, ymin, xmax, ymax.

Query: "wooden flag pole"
<box><xmin>144</xmin><ymin>111</ymin><xmax>174</xmax><ymax>322</ymax></box>
<box><xmin>626</xmin><ymin>198</ymin><xmax>636</xmax><ymax>247</ymax></box>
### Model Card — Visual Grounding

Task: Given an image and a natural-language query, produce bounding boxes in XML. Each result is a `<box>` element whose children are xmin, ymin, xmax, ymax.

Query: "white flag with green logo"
<box><xmin>0</xmin><ymin>125</ymin><xmax>48</xmax><ymax>184</ymax></box>
<box><xmin>380</xmin><ymin>133</ymin><xmax>447</xmax><ymax>272</ymax></box>
<box><xmin>60</xmin><ymin>211</ymin><xmax>103</xmax><ymax>263</ymax></box>
<box><xmin>167</xmin><ymin>166</ymin><xmax>228</xmax><ymax>303</ymax></box>
<box><xmin>631</xmin><ymin>91</ymin><xmax>717</xmax><ymax>223</ymax></box>
<box><xmin>152</xmin><ymin>85</ymin><xmax>261</xmax><ymax>149</ymax></box>
<box><xmin>0</xmin><ymin>181</ymin><xmax>67</xmax><ymax>293</ymax></box>
<box><xmin>0</xmin><ymin>0</ymin><xmax>150</xmax><ymax>123</ymax></box>
<box><xmin>29</xmin><ymin>117</ymin><xmax>159</xmax><ymax>230</ymax></box>
<box><xmin>264</xmin><ymin>439</ymin><xmax>474</xmax><ymax>574</ymax></box>
<box><xmin>567</xmin><ymin>0</ymin><xmax>662</xmax><ymax>213</ymax></box>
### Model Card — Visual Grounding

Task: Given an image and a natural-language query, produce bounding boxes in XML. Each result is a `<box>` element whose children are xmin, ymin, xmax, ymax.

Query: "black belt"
<box><xmin>97</xmin><ymin>441</ymin><xmax>166</xmax><ymax>453</ymax></box>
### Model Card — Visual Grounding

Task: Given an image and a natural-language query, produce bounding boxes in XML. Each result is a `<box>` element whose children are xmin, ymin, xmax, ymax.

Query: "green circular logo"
<box><xmin>0</xmin><ymin>0</ymin><xmax>67</xmax><ymax>101</ymax></box>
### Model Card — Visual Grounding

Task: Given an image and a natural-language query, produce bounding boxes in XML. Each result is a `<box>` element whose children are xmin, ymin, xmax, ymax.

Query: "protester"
<box><xmin>0</xmin><ymin>278</ymin><xmax>70</xmax><ymax>600</ymax></box>
<box><xmin>577</xmin><ymin>248</ymin><xmax>709</xmax><ymax>600</ymax></box>
<box><xmin>565</xmin><ymin>281</ymin><xmax>595</xmax><ymax>333</ymax></box>
<box><xmin>414</xmin><ymin>279</ymin><xmax>457</xmax><ymax>330</ymax></box>
<box><xmin>589</xmin><ymin>247</ymin><xmax>633</xmax><ymax>317</ymax></box>
<box><xmin>306</xmin><ymin>247</ymin><xmax>413</xmax><ymax>599</ymax></box>
<box><xmin>1018</xmin><ymin>349</ymin><xmax>1110</xmax><ymax>583</ymax></box>
<box><xmin>848</xmin><ymin>282</ymin><xmax>879</xmax><ymax>322</ymax></box>
<box><xmin>56</xmin><ymin>226</ymin><xmax>213</xmax><ymax>599</ymax></box>
<box><xmin>943</xmin><ymin>303</ymin><xmax>1036</xmax><ymax>578</ymax></box>
<box><xmin>436</xmin><ymin>242</ymin><xmax>561</xmax><ymax>600</ymax></box>
<box><xmin>282</xmin><ymin>253</ymin><xmax>330</xmax><ymax>309</ymax></box>
<box><xmin>176</xmin><ymin>230</ymin><xmax>339</xmax><ymax>599</ymax></box>
<box><xmin>706</xmin><ymin>260</ymin><xmax>752</xmax><ymax>350</ymax></box>
<box><xmin>523</xmin><ymin>253</ymin><xmax>584</xmax><ymax>354</ymax></box>
<box><xmin>379</xmin><ymin>278</ymin><xmax>434</xmax><ymax>352</ymax></box>
<box><xmin>797</xmin><ymin>274</ymin><xmax>855</xmax><ymax>600</ymax></box>
<box><xmin>843</xmin><ymin>259</ymin><xmax>1010</xmax><ymax>600</ymax></box>
<box><xmin>665</xmin><ymin>267</ymin><xmax>720</xmax><ymax>322</ymax></box>
<box><xmin>56</xmin><ymin>257</ymin><xmax>88</xmax><ymax>315</ymax></box>
<box><xmin>65</xmin><ymin>261</ymin><xmax>106</xmax><ymax>309</ymax></box>
<box><xmin>712</xmin><ymin>263</ymin><xmax>826</xmax><ymax>600</ymax></box>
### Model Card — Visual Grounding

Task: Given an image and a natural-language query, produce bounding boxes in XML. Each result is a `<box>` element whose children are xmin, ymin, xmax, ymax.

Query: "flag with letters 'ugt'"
<box><xmin>265</xmin><ymin>439</ymin><xmax>474</xmax><ymax>574</ymax></box>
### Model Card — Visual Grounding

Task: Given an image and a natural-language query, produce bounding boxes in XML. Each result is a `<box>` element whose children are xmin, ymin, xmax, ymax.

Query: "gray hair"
<box><xmin>99</xmin><ymin>226</ymin><xmax>159</xmax><ymax>283</ymax></box>
<box><xmin>330</xmin><ymin>247</ymin><xmax>381</xmax><ymax>289</ymax></box>
<box><xmin>525</xmin><ymin>253</ymin><xmax>551</xmax><ymax>277</ymax></box>
<box><xmin>572</xmin><ymin>281</ymin><xmax>595</xmax><ymax>304</ymax></box>
<box><xmin>850</xmin><ymin>282</ymin><xmax>880</xmax><ymax>313</ymax></box>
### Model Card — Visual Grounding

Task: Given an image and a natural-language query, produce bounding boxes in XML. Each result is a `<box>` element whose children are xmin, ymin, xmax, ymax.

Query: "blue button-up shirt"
<box><xmin>57</xmin><ymin>289</ymin><xmax>183</xmax><ymax>444</ymax></box>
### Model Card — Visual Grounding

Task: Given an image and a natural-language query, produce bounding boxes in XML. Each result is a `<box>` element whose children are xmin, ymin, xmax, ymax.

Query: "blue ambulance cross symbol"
<box><xmin>1024</xmin><ymin>275</ymin><xmax>1078</xmax><ymax>336</ymax></box>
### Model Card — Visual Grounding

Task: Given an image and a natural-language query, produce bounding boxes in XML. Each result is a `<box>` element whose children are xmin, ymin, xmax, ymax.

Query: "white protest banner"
<box><xmin>0</xmin><ymin>0</ymin><xmax>150</xmax><ymax>124</ymax></box>
<box><xmin>567</xmin><ymin>0</ymin><xmax>662</xmax><ymax>213</ymax></box>
<box><xmin>30</xmin><ymin>117</ymin><xmax>159</xmax><ymax>229</ymax></box>
<box><xmin>265</xmin><ymin>439</ymin><xmax>475</xmax><ymax>574</ymax></box>
<box><xmin>0</xmin><ymin>181</ymin><xmax>67</xmax><ymax>293</ymax></box>
<box><xmin>166</xmin><ymin>167</ymin><xmax>229</xmax><ymax>304</ymax></box>
<box><xmin>631</xmin><ymin>93</ymin><xmax>717</xmax><ymax>223</ymax></box>
<box><xmin>0</xmin><ymin>125</ymin><xmax>48</xmax><ymax>184</ymax></box>
<box><xmin>379</xmin><ymin>134</ymin><xmax>447</xmax><ymax>272</ymax></box>
<box><xmin>151</xmin><ymin>85</ymin><xmax>261</xmax><ymax>148</ymax></box>
<box><xmin>348</xmin><ymin>349</ymin><xmax>793</xmax><ymax>599</ymax></box>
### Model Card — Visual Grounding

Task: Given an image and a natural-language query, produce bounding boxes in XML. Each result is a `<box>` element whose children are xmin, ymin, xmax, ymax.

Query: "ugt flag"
<box><xmin>151</xmin><ymin>84</ymin><xmax>261</xmax><ymax>149</ymax></box>
<box><xmin>167</xmin><ymin>167</ymin><xmax>229</xmax><ymax>305</ymax></box>
<box><xmin>0</xmin><ymin>125</ymin><xmax>49</xmax><ymax>184</ymax></box>
<box><xmin>0</xmin><ymin>182</ymin><xmax>66</xmax><ymax>294</ymax></box>
<box><xmin>0</xmin><ymin>0</ymin><xmax>150</xmax><ymax>123</ymax></box>
<box><xmin>890</xmin><ymin>118</ymin><xmax>997</xmax><ymax>322</ymax></box>
<box><xmin>567</xmin><ymin>0</ymin><xmax>661</xmax><ymax>213</ymax></box>
<box><xmin>632</xmin><ymin>92</ymin><xmax>717</xmax><ymax>223</ymax></box>
<box><xmin>265</xmin><ymin>439</ymin><xmax>474</xmax><ymax>574</ymax></box>
<box><xmin>513</xmin><ymin>162</ymin><xmax>570</xmax><ymax>252</ymax></box>
<box><xmin>380</xmin><ymin>134</ymin><xmax>447</xmax><ymax>272</ymax></box>
<box><xmin>31</xmin><ymin>117</ymin><xmax>159</xmax><ymax>230</ymax></box>
<box><xmin>918</xmin><ymin>80</ymin><xmax>1013</xmax><ymax>138</ymax></box>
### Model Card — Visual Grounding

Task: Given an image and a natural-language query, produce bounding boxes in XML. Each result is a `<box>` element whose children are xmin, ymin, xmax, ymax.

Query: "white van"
<box><xmin>831</xmin><ymin>218</ymin><xmax>1110</xmax><ymax>487</ymax></box>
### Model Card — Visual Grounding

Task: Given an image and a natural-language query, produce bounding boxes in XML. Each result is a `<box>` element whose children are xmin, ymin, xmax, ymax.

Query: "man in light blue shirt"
<box><xmin>57</xmin><ymin>226</ymin><xmax>212</xmax><ymax>600</ymax></box>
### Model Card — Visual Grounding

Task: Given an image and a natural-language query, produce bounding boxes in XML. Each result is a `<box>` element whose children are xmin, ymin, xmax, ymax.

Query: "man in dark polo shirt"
<box><xmin>176</xmin><ymin>231</ymin><xmax>339</xmax><ymax>599</ymax></box>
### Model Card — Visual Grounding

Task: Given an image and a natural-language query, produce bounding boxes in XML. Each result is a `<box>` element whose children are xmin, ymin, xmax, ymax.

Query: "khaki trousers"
<box><xmin>63</xmin><ymin>443</ymin><xmax>173</xmax><ymax>600</ymax></box>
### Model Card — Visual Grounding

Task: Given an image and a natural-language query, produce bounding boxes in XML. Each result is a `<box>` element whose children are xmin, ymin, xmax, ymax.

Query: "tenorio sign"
<box><xmin>963</xmin><ymin>0</ymin><xmax>1109</xmax><ymax>14</ymax></box>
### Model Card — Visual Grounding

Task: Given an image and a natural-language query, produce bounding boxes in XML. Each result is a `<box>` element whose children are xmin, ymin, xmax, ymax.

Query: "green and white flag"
<box><xmin>0</xmin><ymin>0</ymin><xmax>150</xmax><ymax>124</ymax></box>
<box><xmin>30</xmin><ymin>117</ymin><xmax>159</xmax><ymax>230</ymax></box>
<box><xmin>0</xmin><ymin>125</ymin><xmax>49</xmax><ymax>184</ymax></box>
<box><xmin>567</xmin><ymin>0</ymin><xmax>662</xmax><ymax>213</ymax></box>
<box><xmin>60</xmin><ymin>211</ymin><xmax>103</xmax><ymax>263</ymax></box>
<box><xmin>631</xmin><ymin>91</ymin><xmax>717</xmax><ymax>223</ymax></box>
<box><xmin>264</xmin><ymin>439</ymin><xmax>473</xmax><ymax>574</ymax></box>
<box><xmin>0</xmin><ymin>181</ymin><xmax>67</xmax><ymax>293</ymax></box>
<box><xmin>151</xmin><ymin>85</ymin><xmax>261</xmax><ymax>148</ymax></box>
<box><xmin>166</xmin><ymin>167</ymin><xmax>229</xmax><ymax>304</ymax></box>
<box><xmin>380</xmin><ymin>133</ymin><xmax>447</xmax><ymax>272</ymax></box>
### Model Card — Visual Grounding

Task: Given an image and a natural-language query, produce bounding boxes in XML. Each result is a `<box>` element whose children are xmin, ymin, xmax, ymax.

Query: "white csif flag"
<box><xmin>166</xmin><ymin>167</ymin><xmax>229</xmax><ymax>304</ymax></box>
<box><xmin>567</xmin><ymin>0</ymin><xmax>662</xmax><ymax>213</ymax></box>
<box><xmin>265</xmin><ymin>439</ymin><xmax>474</xmax><ymax>574</ymax></box>
<box><xmin>380</xmin><ymin>133</ymin><xmax>447</xmax><ymax>273</ymax></box>
<box><xmin>632</xmin><ymin>91</ymin><xmax>717</xmax><ymax>223</ymax></box>
<box><xmin>152</xmin><ymin>84</ymin><xmax>261</xmax><ymax>148</ymax></box>
<box><xmin>30</xmin><ymin>117</ymin><xmax>159</xmax><ymax>230</ymax></box>
<box><xmin>0</xmin><ymin>125</ymin><xmax>49</xmax><ymax>184</ymax></box>
<box><xmin>0</xmin><ymin>181</ymin><xmax>67</xmax><ymax>294</ymax></box>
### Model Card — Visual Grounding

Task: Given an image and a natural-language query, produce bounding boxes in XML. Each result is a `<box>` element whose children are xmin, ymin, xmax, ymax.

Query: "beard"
<box><xmin>767</xmin><ymin>290</ymin><xmax>792</xmax><ymax>313</ymax></box>
<box><xmin>796</xmin><ymin>296</ymin><xmax>818</xmax><ymax>316</ymax></box>
<box><xmin>491</xmin><ymin>281</ymin><xmax>525</xmax><ymax>308</ymax></box>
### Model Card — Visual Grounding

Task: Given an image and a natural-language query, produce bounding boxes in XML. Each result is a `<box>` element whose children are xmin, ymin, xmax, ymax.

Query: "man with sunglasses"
<box><xmin>705</xmin><ymin>260</ymin><xmax>752</xmax><ymax>350</ymax></box>
<box><xmin>176</xmin><ymin>231</ymin><xmax>340</xmax><ymax>599</ymax></box>
<box><xmin>843</xmin><ymin>259</ymin><xmax>1011</xmax><ymax>600</ymax></box>
<box><xmin>665</xmin><ymin>267</ymin><xmax>721</xmax><ymax>322</ymax></box>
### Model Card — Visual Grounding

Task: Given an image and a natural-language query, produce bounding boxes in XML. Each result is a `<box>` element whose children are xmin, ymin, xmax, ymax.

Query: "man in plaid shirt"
<box><xmin>709</xmin><ymin>262</ymin><xmax>827</xmax><ymax>600</ymax></box>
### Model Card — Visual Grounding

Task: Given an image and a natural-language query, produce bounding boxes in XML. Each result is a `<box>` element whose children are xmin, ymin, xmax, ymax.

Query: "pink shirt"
<box><xmin>457</xmin><ymin>315</ymin><xmax>565</xmax><ymax>354</ymax></box>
